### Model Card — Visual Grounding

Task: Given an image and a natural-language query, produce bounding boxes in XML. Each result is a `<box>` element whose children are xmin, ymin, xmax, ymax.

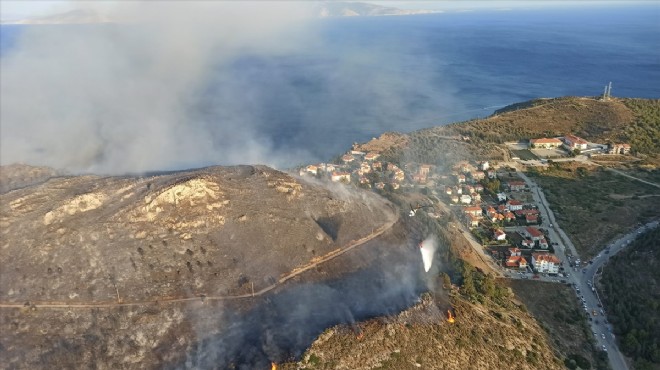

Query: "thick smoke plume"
<box><xmin>2</xmin><ymin>1</ymin><xmax>463</xmax><ymax>175</ymax></box>
<box><xmin>1</xmin><ymin>2</ymin><xmax>317</xmax><ymax>174</ymax></box>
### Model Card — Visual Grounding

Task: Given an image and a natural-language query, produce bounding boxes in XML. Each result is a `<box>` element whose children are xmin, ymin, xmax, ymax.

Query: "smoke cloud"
<box><xmin>1</xmin><ymin>1</ymin><xmax>463</xmax><ymax>175</ymax></box>
<box><xmin>1</xmin><ymin>2</ymin><xmax>319</xmax><ymax>173</ymax></box>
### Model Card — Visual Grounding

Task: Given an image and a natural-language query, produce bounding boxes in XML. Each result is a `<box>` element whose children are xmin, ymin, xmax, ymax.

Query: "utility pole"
<box><xmin>251</xmin><ymin>282</ymin><xmax>254</xmax><ymax>297</ymax></box>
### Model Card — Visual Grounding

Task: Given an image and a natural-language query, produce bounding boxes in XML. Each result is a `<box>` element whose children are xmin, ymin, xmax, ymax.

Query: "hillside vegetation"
<box><xmin>357</xmin><ymin>97</ymin><xmax>659</xmax><ymax>168</ymax></box>
<box><xmin>599</xmin><ymin>227</ymin><xmax>660</xmax><ymax>370</ymax></box>
<box><xmin>528</xmin><ymin>162</ymin><xmax>659</xmax><ymax>259</ymax></box>
<box><xmin>285</xmin><ymin>282</ymin><xmax>564</xmax><ymax>370</ymax></box>
<box><xmin>507</xmin><ymin>280</ymin><xmax>608</xmax><ymax>370</ymax></box>
<box><xmin>623</xmin><ymin>99</ymin><xmax>660</xmax><ymax>155</ymax></box>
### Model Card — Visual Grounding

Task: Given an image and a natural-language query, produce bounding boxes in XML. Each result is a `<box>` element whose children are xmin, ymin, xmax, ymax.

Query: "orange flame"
<box><xmin>447</xmin><ymin>310</ymin><xmax>455</xmax><ymax>324</ymax></box>
<box><xmin>271</xmin><ymin>362</ymin><xmax>277</xmax><ymax>370</ymax></box>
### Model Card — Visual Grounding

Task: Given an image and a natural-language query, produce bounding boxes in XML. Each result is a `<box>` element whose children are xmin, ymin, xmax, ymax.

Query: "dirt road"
<box><xmin>0</xmin><ymin>208</ymin><xmax>400</xmax><ymax>309</ymax></box>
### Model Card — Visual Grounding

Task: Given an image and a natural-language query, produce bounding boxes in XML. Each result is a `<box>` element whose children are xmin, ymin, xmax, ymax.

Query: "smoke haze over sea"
<box><xmin>1</xmin><ymin>2</ymin><xmax>658</xmax><ymax>173</ymax></box>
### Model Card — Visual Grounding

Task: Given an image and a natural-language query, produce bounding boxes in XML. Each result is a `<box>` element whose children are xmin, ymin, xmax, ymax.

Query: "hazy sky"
<box><xmin>2</xmin><ymin>0</ymin><xmax>650</xmax><ymax>19</ymax></box>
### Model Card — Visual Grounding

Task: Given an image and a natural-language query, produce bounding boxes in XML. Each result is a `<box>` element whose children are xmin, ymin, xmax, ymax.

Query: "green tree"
<box><xmin>479</xmin><ymin>274</ymin><xmax>496</xmax><ymax>297</ymax></box>
<box><xmin>441</xmin><ymin>272</ymin><xmax>451</xmax><ymax>289</ymax></box>
<box><xmin>461</xmin><ymin>264</ymin><xmax>477</xmax><ymax>298</ymax></box>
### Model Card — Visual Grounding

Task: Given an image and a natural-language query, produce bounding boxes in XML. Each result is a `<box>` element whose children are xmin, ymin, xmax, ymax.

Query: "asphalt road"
<box><xmin>513</xmin><ymin>172</ymin><xmax>659</xmax><ymax>370</ymax></box>
<box><xmin>580</xmin><ymin>220</ymin><xmax>659</xmax><ymax>370</ymax></box>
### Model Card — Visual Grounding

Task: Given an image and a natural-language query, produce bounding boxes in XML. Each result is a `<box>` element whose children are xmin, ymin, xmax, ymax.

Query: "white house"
<box><xmin>532</xmin><ymin>253</ymin><xmax>560</xmax><ymax>273</ymax></box>
<box><xmin>506</xmin><ymin>199</ymin><xmax>524</xmax><ymax>211</ymax></box>
<box><xmin>494</xmin><ymin>229</ymin><xmax>506</xmax><ymax>241</ymax></box>
<box><xmin>530</xmin><ymin>138</ymin><xmax>563</xmax><ymax>149</ymax></box>
<box><xmin>563</xmin><ymin>135</ymin><xmax>588</xmax><ymax>151</ymax></box>
<box><xmin>331</xmin><ymin>171</ymin><xmax>351</xmax><ymax>183</ymax></box>
<box><xmin>524</xmin><ymin>226</ymin><xmax>544</xmax><ymax>241</ymax></box>
<box><xmin>460</xmin><ymin>194</ymin><xmax>472</xmax><ymax>204</ymax></box>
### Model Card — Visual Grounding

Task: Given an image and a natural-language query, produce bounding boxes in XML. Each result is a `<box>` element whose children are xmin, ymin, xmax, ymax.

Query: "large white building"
<box><xmin>531</xmin><ymin>253</ymin><xmax>560</xmax><ymax>274</ymax></box>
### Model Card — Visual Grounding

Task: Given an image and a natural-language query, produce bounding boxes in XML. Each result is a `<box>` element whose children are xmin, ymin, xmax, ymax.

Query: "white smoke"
<box><xmin>0</xmin><ymin>2</ymin><xmax>318</xmax><ymax>174</ymax></box>
<box><xmin>419</xmin><ymin>236</ymin><xmax>437</xmax><ymax>272</ymax></box>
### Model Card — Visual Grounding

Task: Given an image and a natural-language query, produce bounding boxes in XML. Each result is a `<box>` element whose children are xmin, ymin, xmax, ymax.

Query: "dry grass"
<box><xmin>529</xmin><ymin>163</ymin><xmax>659</xmax><ymax>259</ymax></box>
<box><xmin>506</xmin><ymin>280</ymin><xmax>598</xmax><ymax>365</ymax></box>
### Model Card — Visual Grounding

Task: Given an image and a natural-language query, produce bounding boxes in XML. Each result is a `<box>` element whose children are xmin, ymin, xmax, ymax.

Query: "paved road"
<box><xmin>0</xmin><ymin>207</ymin><xmax>400</xmax><ymax>309</ymax></box>
<box><xmin>578</xmin><ymin>220</ymin><xmax>658</xmax><ymax>370</ymax></box>
<box><xmin>517</xmin><ymin>171</ymin><xmax>579</xmax><ymax>258</ymax></box>
<box><xmin>516</xmin><ymin>173</ymin><xmax>659</xmax><ymax>370</ymax></box>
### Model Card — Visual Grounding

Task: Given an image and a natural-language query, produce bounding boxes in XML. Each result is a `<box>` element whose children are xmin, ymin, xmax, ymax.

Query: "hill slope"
<box><xmin>285</xmin><ymin>294</ymin><xmax>564</xmax><ymax>370</ymax></box>
<box><xmin>357</xmin><ymin>97</ymin><xmax>659</xmax><ymax>165</ymax></box>
<box><xmin>0</xmin><ymin>165</ymin><xmax>394</xmax><ymax>304</ymax></box>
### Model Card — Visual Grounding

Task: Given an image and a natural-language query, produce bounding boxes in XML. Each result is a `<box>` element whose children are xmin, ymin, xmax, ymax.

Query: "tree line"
<box><xmin>600</xmin><ymin>227</ymin><xmax>660</xmax><ymax>369</ymax></box>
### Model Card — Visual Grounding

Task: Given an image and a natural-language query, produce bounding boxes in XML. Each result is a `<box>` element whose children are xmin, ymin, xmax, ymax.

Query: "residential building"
<box><xmin>524</xmin><ymin>227</ymin><xmax>544</xmax><ymax>241</ymax></box>
<box><xmin>467</xmin><ymin>214</ymin><xmax>480</xmax><ymax>228</ymax></box>
<box><xmin>521</xmin><ymin>239</ymin><xmax>534</xmax><ymax>248</ymax></box>
<box><xmin>471</xmin><ymin>171</ymin><xmax>486</xmax><ymax>181</ymax></box>
<box><xmin>497</xmin><ymin>193</ymin><xmax>508</xmax><ymax>202</ymax></box>
<box><xmin>531</xmin><ymin>253</ymin><xmax>560</xmax><ymax>273</ymax></box>
<box><xmin>331</xmin><ymin>171</ymin><xmax>351</xmax><ymax>183</ymax></box>
<box><xmin>509</xmin><ymin>248</ymin><xmax>521</xmax><ymax>257</ymax></box>
<box><xmin>342</xmin><ymin>154</ymin><xmax>355</xmax><ymax>163</ymax></box>
<box><xmin>563</xmin><ymin>135</ymin><xmax>588</xmax><ymax>151</ymax></box>
<box><xmin>538</xmin><ymin>238</ymin><xmax>549</xmax><ymax>249</ymax></box>
<box><xmin>506</xmin><ymin>256</ymin><xmax>528</xmax><ymax>268</ymax></box>
<box><xmin>507</xmin><ymin>181</ymin><xmax>526</xmax><ymax>191</ymax></box>
<box><xmin>463</xmin><ymin>206</ymin><xmax>482</xmax><ymax>217</ymax></box>
<box><xmin>494</xmin><ymin>229</ymin><xmax>506</xmax><ymax>241</ymax></box>
<box><xmin>305</xmin><ymin>165</ymin><xmax>318</xmax><ymax>175</ymax></box>
<box><xmin>530</xmin><ymin>138</ymin><xmax>563</xmax><ymax>148</ymax></box>
<box><xmin>364</xmin><ymin>152</ymin><xmax>380</xmax><ymax>161</ymax></box>
<box><xmin>460</xmin><ymin>194</ymin><xmax>472</xmax><ymax>204</ymax></box>
<box><xmin>608</xmin><ymin>143</ymin><xmax>631</xmax><ymax>154</ymax></box>
<box><xmin>506</xmin><ymin>199</ymin><xmax>524</xmax><ymax>211</ymax></box>
<box><xmin>525</xmin><ymin>214</ymin><xmax>539</xmax><ymax>224</ymax></box>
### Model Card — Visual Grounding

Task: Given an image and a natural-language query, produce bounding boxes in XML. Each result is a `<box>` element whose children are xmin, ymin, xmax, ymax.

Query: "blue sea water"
<box><xmin>2</xmin><ymin>4</ymin><xmax>659</xmax><ymax>165</ymax></box>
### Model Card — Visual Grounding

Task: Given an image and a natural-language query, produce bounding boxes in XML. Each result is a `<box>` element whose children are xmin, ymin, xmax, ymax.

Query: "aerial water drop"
<box><xmin>419</xmin><ymin>237</ymin><xmax>437</xmax><ymax>272</ymax></box>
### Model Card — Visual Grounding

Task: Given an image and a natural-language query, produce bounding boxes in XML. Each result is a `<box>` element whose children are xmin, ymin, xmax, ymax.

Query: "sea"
<box><xmin>1</xmin><ymin>4</ymin><xmax>659</xmax><ymax>166</ymax></box>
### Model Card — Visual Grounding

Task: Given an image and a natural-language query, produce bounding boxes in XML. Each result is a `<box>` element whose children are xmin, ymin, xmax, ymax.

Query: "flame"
<box><xmin>271</xmin><ymin>362</ymin><xmax>277</xmax><ymax>370</ymax></box>
<box><xmin>447</xmin><ymin>310</ymin><xmax>455</xmax><ymax>324</ymax></box>
<box><xmin>357</xmin><ymin>331</ymin><xmax>364</xmax><ymax>340</ymax></box>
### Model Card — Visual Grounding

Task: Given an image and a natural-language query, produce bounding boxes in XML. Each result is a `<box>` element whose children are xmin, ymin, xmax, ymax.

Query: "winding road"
<box><xmin>0</xmin><ymin>207</ymin><xmax>400</xmax><ymax>309</ymax></box>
